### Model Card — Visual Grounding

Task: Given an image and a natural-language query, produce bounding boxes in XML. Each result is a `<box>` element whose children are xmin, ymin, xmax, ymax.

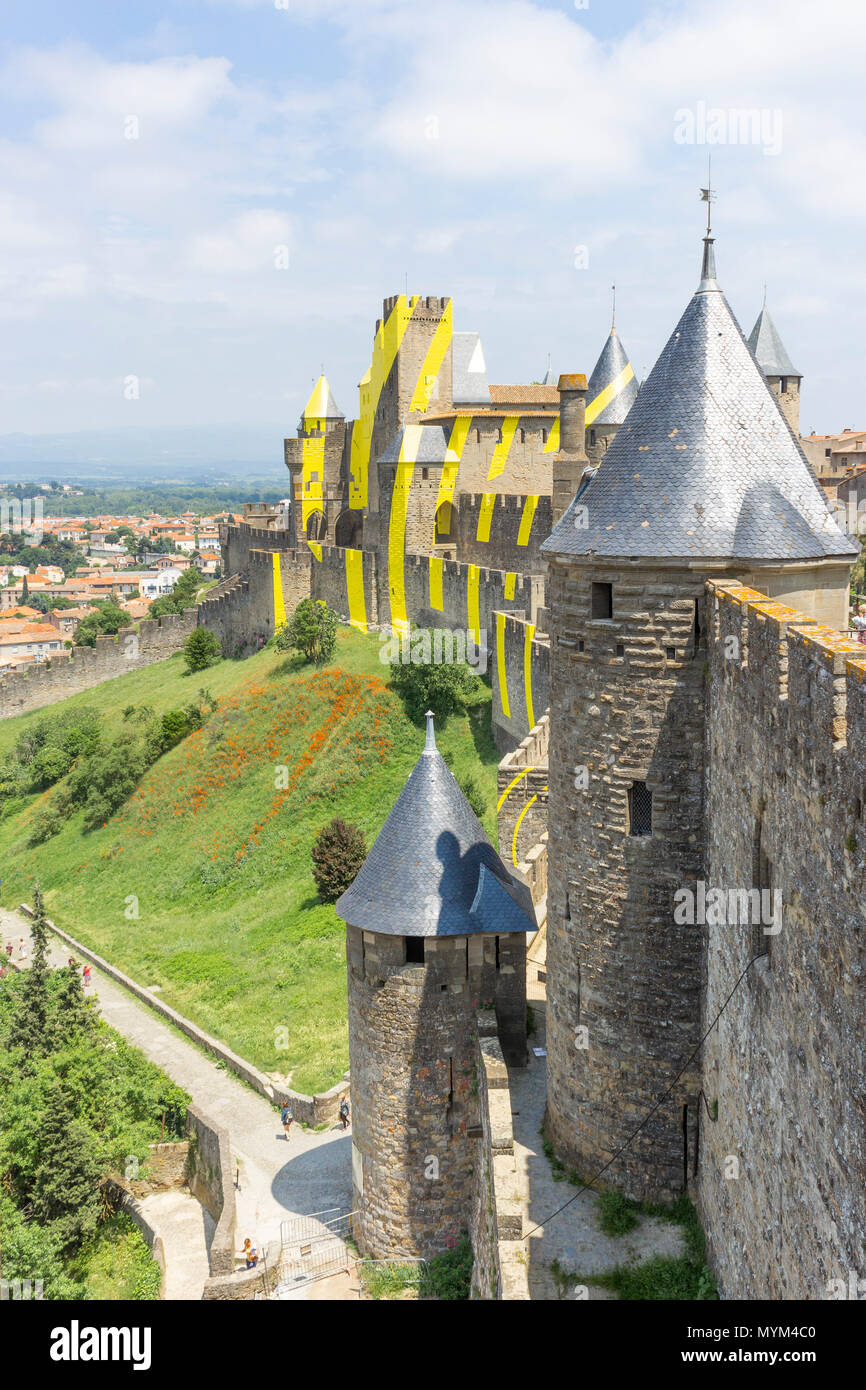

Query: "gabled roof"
<box><xmin>542</xmin><ymin>239</ymin><xmax>858</xmax><ymax>564</ymax></box>
<box><xmin>336</xmin><ymin>714</ymin><xmax>536</xmax><ymax>938</ymax></box>
<box><xmin>586</xmin><ymin>327</ymin><xmax>639</xmax><ymax>427</ymax></box>
<box><xmin>747</xmin><ymin>306</ymin><xmax>800</xmax><ymax>379</ymax></box>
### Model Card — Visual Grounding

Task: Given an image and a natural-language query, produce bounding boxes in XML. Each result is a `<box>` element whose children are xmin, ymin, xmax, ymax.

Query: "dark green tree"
<box><xmin>279</xmin><ymin>598</ymin><xmax>338</xmax><ymax>665</ymax></box>
<box><xmin>388</xmin><ymin>656</ymin><xmax>486</xmax><ymax>723</ymax></box>
<box><xmin>311</xmin><ymin>818</ymin><xmax>367</xmax><ymax>903</ymax></box>
<box><xmin>182</xmin><ymin>627</ymin><xmax>221</xmax><ymax>672</ymax></box>
<box><xmin>54</xmin><ymin>964</ymin><xmax>94</xmax><ymax>1043</ymax></box>
<box><xmin>8</xmin><ymin>885</ymin><xmax>52</xmax><ymax>1058</ymax></box>
<box><xmin>30</xmin><ymin>1089</ymin><xmax>102</xmax><ymax>1252</ymax></box>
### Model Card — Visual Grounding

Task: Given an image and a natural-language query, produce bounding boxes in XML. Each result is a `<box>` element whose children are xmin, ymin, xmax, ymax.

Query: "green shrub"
<box><xmin>420</xmin><ymin>1236</ymin><xmax>473</xmax><ymax>1299</ymax></box>
<box><xmin>389</xmin><ymin>656</ymin><xmax>486</xmax><ymax>723</ymax></box>
<box><xmin>598</xmin><ymin>1190</ymin><xmax>640</xmax><ymax>1236</ymax></box>
<box><xmin>28</xmin><ymin>803</ymin><xmax>66</xmax><ymax>846</ymax></box>
<box><xmin>182</xmin><ymin>627</ymin><xmax>222</xmax><ymax>673</ymax></box>
<box><xmin>74</xmin><ymin>601</ymin><xmax>129</xmax><ymax>647</ymax></box>
<box><xmin>310</xmin><ymin>818</ymin><xmax>367</xmax><ymax>903</ymax></box>
<box><xmin>277</xmin><ymin>599</ymin><xmax>339</xmax><ymax>665</ymax></box>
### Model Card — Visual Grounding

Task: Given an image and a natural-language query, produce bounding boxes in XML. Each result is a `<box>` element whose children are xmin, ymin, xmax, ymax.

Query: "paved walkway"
<box><xmin>1</xmin><ymin>907</ymin><xmax>353</xmax><ymax>1300</ymax></box>
<box><xmin>511</xmin><ymin>930</ymin><xmax>685</xmax><ymax>1300</ymax></box>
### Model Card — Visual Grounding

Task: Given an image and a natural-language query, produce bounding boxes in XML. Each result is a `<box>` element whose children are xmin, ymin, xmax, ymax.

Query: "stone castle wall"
<box><xmin>698</xmin><ymin>581</ymin><xmax>866</xmax><ymax>1300</ymax></box>
<box><xmin>469</xmin><ymin>1014</ymin><xmax>530</xmax><ymax>1300</ymax></box>
<box><xmin>543</xmin><ymin>560</ymin><xmax>708</xmax><ymax>1202</ymax></box>
<box><xmin>346</xmin><ymin>925</ymin><xmax>479</xmax><ymax>1260</ymax></box>
<box><xmin>455</xmin><ymin>492</ymin><xmax>552</xmax><ymax>575</ymax></box>
<box><xmin>491</xmin><ymin>612</ymin><xmax>551</xmax><ymax>753</ymax></box>
<box><xmin>0</xmin><ymin>610</ymin><xmax>197</xmax><ymax>721</ymax></box>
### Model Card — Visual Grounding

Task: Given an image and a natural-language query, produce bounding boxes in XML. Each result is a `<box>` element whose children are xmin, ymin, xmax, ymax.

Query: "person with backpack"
<box><xmin>339</xmin><ymin>1096</ymin><xmax>350</xmax><ymax>1130</ymax></box>
<box><xmin>280</xmin><ymin>1101</ymin><xmax>294</xmax><ymax>1141</ymax></box>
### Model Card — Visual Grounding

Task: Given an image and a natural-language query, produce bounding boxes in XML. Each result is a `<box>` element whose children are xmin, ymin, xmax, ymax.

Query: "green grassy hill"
<box><xmin>0</xmin><ymin>630</ymin><xmax>500</xmax><ymax>1093</ymax></box>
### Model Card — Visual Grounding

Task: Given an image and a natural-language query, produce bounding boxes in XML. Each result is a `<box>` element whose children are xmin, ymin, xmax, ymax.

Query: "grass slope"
<box><xmin>0</xmin><ymin>629</ymin><xmax>500</xmax><ymax>1093</ymax></box>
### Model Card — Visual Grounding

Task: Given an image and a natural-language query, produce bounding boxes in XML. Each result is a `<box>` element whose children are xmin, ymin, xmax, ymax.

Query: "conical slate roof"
<box><xmin>747</xmin><ymin>306</ymin><xmax>800</xmax><ymax>379</ymax></box>
<box><xmin>335</xmin><ymin>715</ymin><xmax>536</xmax><ymax>937</ymax></box>
<box><xmin>586</xmin><ymin>327</ymin><xmax>639</xmax><ymax>427</ymax></box>
<box><xmin>303</xmin><ymin>374</ymin><xmax>343</xmax><ymax>423</ymax></box>
<box><xmin>542</xmin><ymin>240</ymin><xmax>858</xmax><ymax>564</ymax></box>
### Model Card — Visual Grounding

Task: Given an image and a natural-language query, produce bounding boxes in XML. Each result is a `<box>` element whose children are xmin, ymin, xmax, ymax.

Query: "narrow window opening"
<box><xmin>495</xmin><ymin>936</ymin><xmax>500</xmax><ymax>971</ymax></box>
<box><xmin>750</xmin><ymin>819</ymin><xmax>773</xmax><ymax>962</ymax></box>
<box><xmin>421</xmin><ymin>467</ymin><xmax>428</xmax><ymax>480</ymax></box>
<box><xmin>542</xmin><ymin>428</ymin><xmax>548</xmax><ymax>443</ymax></box>
<box><xmin>564</xmin><ymin>892</ymin><xmax>571</xmax><ymax>921</ymax></box>
<box><xmin>628</xmin><ymin>781</ymin><xmax>652</xmax><ymax>837</ymax></box>
<box><xmin>616</xmin><ymin>643</ymin><xmax>625</xmax><ymax>658</ymax></box>
<box><xmin>496</xmin><ymin>427</ymin><xmax>503</xmax><ymax>443</ymax></box>
<box><xmin>589</xmin><ymin>428</ymin><xmax>596</xmax><ymax>447</ymax></box>
<box><xmin>780</xmin><ymin>377</ymin><xmax>788</xmax><ymax>394</ymax></box>
<box><xmin>666</xmin><ymin>646</ymin><xmax>676</xmax><ymax>661</ymax></box>
<box><xmin>578</xmin><ymin>639</ymin><xmax>585</xmax><ymax>653</ymax></box>
<box><xmin>405</xmin><ymin>936</ymin><xmax>425</xmax><ymax>964</ymax></box>
<box><xmin>591</xmin><ymin>581</ymin><xmax>613</xmax><ymax>620</ymax></box>
<box><xmin>475</xmin><ymin>427</ymin><xmax>481</xmax><ymax>443</ymax></box>
<box><xmin>519</xmin><ymin>428</ymin><xmax>526</xmax><ymax>443</ymax></box>
<box><xmin>693</xmin><ymin>600</ymin><xmax>702</xmax><ymax>651</ymax></box>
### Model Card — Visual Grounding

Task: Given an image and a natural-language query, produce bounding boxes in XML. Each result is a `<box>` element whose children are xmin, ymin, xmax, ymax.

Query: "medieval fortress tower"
<box><xmin>205</xmin><ymin>233</ymin><xmax>865</xmax><ymax>1300</ymax></box>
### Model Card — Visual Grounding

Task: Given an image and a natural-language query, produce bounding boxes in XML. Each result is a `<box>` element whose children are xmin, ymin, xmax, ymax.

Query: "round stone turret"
<box><xmin>336</xmin><ymin>713</ymin><xmax>536</xmax><ymax>1258</ymax></box>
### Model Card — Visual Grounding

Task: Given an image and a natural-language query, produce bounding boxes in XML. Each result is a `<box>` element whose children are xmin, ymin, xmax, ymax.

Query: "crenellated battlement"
<box><xmin>709</xmin><ymin>579</ymin><xmax>866</xmax><ymax>752</ymax></box>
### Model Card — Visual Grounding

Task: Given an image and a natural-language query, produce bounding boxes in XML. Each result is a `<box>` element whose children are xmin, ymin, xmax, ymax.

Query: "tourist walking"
<box><xmin>339</xmin><ymin>1096</ymin><xmax>350</xmax><ymax>1130</ymax></box>
<box><xmin>82</xmin><ymin>964</ymin><xmax>92</xmax><ymax>988</ymax></box>
<box><xmin>240</xmin><ymin>1238</ymin><xmax>259</xmax><ymax>1269</ymax></box>
<box><xmin>280</xmin><ymin>1102</ymin><xmax>294</xmax><ymax>1141</ymax></box>
<box><xmin>18</xmin><ymin>937</ymin><xmax>27</xmax><ymax>961</ymax></box>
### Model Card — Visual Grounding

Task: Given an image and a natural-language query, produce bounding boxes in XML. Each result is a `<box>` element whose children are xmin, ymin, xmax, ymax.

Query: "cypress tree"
<box><xmin>8</xmin><ymin>884</ymin><xmax>52</xmax><ymax>1059</ymax></box>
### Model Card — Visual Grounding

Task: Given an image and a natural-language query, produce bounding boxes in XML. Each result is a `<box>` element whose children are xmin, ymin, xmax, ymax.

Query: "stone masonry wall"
<box><xmin>491</xmin><ymin>612</ymin><xmax>551</xmax><ymax>753</ymax></box>
<box><xmin>455</xmin><ymin>492</ymin><xmax>553</xmax><ymax>575</ymax></box>
<box><xmin>0</xmin><ymin>610</ymin><xmax>197</xmax><ymax>720</ymax></box>
<box><xmin>544</xmin><ymin>559</ymin><xmax>708</xmax><ymax>1202</ymax></box>
<box><xmin>698</xmin><ymin>581</ymin><xmax>866</xmax><ymax>1300</ymax></box>
<box><xmin>469</xmin><ymin>1014</ymin><xmax>530</xmax><ymax>1300</ymax></box>
<box><xmin>346</xmin><ymin>925</ymin><xmax>479</xmax><ymax>1260</ymax></box>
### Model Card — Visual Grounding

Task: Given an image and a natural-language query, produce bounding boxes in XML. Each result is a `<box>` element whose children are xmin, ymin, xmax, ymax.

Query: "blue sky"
<box><xmin>0</xmin><ymin>0</ymin><xmax>863</xmax><ymax>441</ymax></box>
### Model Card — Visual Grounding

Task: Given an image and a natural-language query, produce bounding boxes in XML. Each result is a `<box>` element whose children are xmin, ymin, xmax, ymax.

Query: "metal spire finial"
<box><xmin>611</xmin><ymin>282</ymin><xmax>616</xmax><ymax>330</ymax></box>
<box><xmin>424</xmin><ymin>710</ymin><xmax>437</xmax><ymax>754</ymax></box>
<box><xmin>699</xmin><ymin>160</ymin><xmax>717</xmax><ymax>286</ymax></box>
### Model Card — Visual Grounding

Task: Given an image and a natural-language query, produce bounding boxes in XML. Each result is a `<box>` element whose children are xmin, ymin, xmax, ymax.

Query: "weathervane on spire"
<box><xmin>700</xmin><ymin>155</ymin><xmax>715</xmax><ymax>236</ymax></box>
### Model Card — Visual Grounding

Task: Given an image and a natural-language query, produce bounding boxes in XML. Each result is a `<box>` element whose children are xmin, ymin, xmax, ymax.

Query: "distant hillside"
<box><xmin>0</xmin><ymin>424</ymin><xmax>288</xmax><ymax>480</ymax></box>
<box><xmin>0</xmin><ymin>631</ymin><xmax>499</xmax><ymax>1094</ymax></box>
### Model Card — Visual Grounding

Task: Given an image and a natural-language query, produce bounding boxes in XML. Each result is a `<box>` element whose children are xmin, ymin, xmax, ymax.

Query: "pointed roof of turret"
<box><xmin>303</xmin><ymin>374</ymin><xmax>343</xmax><ymax>422</ymax></box>
<box><xmin>336</xmin><ymin>713</ymin><xmax>536</xmax><ymax>937</ymax></box>
<box><xmin>541</xmin><ymin>354</ymin><xmax>556</xmax><ymax>386</ymax></box>
<box><xmin>541</xmin><ymin>237</ymin><xmax>857</xmax><ymax>564</ymax></box>
<box><xmin>747</xmin><ymin>303</ymin><xmax>800</xmax><ymax>379</ymax></box>
<box><xmin>585</xmin><ymin>326</ymin><xmax>639</xmax><ymax>427</ymax></box>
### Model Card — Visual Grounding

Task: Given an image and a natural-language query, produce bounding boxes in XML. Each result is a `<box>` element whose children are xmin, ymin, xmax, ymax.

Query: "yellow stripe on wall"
<box><xmin>487</xmin><ymin>416</ymin><xmax>519</xmax><ymax>480</ymax></box>
<box><xmin>496</xmin><ymin>612</ymin><xmax>510</xmax><ymax>720</ymax></box>
<box><xmin>409</xmin><ymin>301</ymin><xmax>453</xmax><ymax>414</ymax></box>
<box><xmin>504</xmin><ymin>572</ymin><xmax>516</xmax><ymax>600</ymax></box>
<box><xmin>586</xmin><ymin>362</ymin><xmax>635</xmax><ymax>426</ymax></box>
<box><xmin>349</xmin><ymin>294</ymin><xmax>415</xmax><ymax>510</ymax></box>
<box><xmin>517</xmin><ymin>494</ymin><xmax>538</xmax><ymax>546</ymax></box>
<box><xmin>543</xmin><ymin>417</ymin><xmax>560</xmax><ymax>453</ymax></box>
<box><xmin>467</xmin><ymin>564</ymin><xmax>480</xmax><ymax>647</ymax></box>
<box><xmin>476</xmin><ymin>492</ymin><xmax>496</xmax><ymax>543</ymax></box>
<box><xmin>344</xmin><ymin>547</ymin><xmax>367</xmax><ymax>633</ymax></box>
<box><xmin>272</xmin><ymin>552</ymin><xmax>287</xmax><ymax>629</ymax></box>
<box><xmin>428</xmin><ymin>555</ymin><xmax>444</xmax><ymax>612</ymax></box>
<box><xmin>524</xmin><ymin>622</ymin><xmax>536</xmax><ymax>731</ymax></box>
<box><xmin>387</xmin><ymin>424</ymin><xmax>423</xmax><ymax>635</ymax></box>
